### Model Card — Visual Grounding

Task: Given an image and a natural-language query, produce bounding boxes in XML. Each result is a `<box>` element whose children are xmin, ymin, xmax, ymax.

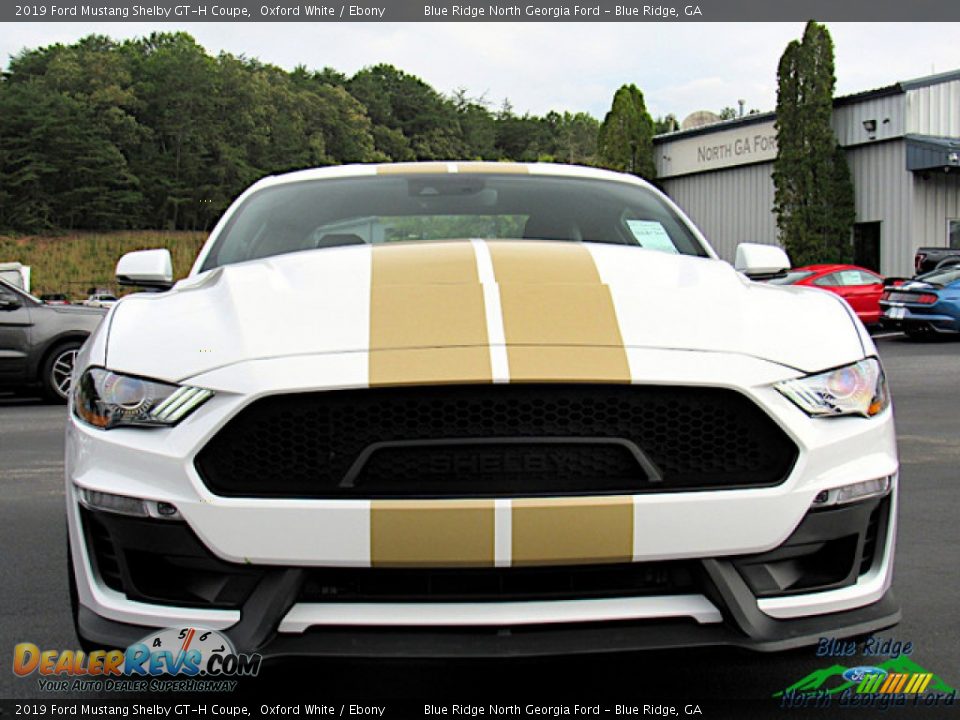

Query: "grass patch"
<box><xmin>0</xmin><ymin>231</ymin><xmax>206</xmax><ymax>299</ymax></box>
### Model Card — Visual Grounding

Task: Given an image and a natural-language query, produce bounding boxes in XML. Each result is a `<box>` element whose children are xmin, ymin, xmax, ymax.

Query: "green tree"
<box><xmin>596</xmin><ymin>84</ymin><xmax>656</xmax><ymax>179</ymax></box>
<box><xmin>347</xmin><ymin>64</ymin><xmax>465</xmax><ymax>160</ymax></box>
<box><xmin>123</xmin><ymin>32</ymin><xmax>218</xmax><ymax>229</ymax></box>
<box><xmin>773</xmin><ymin>21</ymin><xmax>856</xmax><ymax>265</ymax></box>
<box><xmin>654</xmin><ymin>114</ymin><xmax>679</xmax><ymax>134</ymax></box>
<box><xmin>0</xmin><ymin>32</ymin><xmax>615</xmax><ymax>234</ymax></box>
<box><xmin>542</xmin><ymin>111</ymin><xmax>600</xmax><ymax>164</ymax></box>
<box><xmin>494</xmin><ymin>105</ymin><xmax>547</xmax><ymax>162</ymax></box>
<box><xmin>453</xmin><ymin>89</ymin><xmax>497</xmax><ymax>160</ymax></box>
<box><xmin>0</xmin><ymin>80</ymin><xmax>141</xmax><ymax>231</ymax></box>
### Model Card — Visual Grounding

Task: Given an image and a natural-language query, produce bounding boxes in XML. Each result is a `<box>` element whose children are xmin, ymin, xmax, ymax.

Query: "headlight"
<box><xmin>775</xmin><ymin>358</ymin><xmax>889</xmax><ymax>418</ymax></box>
<box><xmin>73</xmin><ymin>368</ymin><xmax>213</xmax><ymax>429</ymax></box>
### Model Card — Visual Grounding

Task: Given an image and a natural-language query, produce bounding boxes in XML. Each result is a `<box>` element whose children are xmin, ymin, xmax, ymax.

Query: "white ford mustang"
<box><xmin>66</xmin><ymin>162</ymin><xmax>899</xmax><ymax>657</ymax></box>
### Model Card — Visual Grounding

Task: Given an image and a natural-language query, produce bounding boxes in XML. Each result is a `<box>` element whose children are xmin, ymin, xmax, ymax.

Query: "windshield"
<box><xmin>0</xmin><ymin>277</ymin><xmax>40</xmax><ymax>304</ymax></box>
<box><xmin>916</xmin><ymin>266</ymin><xmax>960</xmax><ymax>287</ymax></box>
<box><xmin>767</xmin><ymin>270</ymin><xmax>816</xmax><ymax>285</ymax></box>
<box><xmin>200</xmin><ymin>174</ymin><xmax>708</xmax><ymax>271</ymax></box>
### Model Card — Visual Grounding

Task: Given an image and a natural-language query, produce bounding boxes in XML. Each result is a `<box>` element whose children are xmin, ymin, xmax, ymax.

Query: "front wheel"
<box><xmin>41</xmin><ymin>341</ymin><xmax>82</xmax><ymax>403</ymax></box>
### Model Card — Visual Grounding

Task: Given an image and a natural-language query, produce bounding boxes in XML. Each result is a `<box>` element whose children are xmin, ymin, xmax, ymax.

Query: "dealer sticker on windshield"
<box><xmin>626</xmin><ymin>220</ymin><xmax>678</xmax><ymax>254</ymax></box>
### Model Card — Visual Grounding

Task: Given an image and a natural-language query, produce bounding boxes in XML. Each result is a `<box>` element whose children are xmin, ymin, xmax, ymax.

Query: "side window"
<box><xmin>813</xmin><ymin>273</ymin><xmax>839</xmax><ymax>287</ymax></box>
<box><xmin>836</xmin><ymin>270</ymin><xmax>872</xmax><ymax>286</ymax></box>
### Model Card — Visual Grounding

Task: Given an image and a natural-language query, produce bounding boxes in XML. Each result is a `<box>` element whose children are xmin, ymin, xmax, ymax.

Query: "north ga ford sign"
<box><xmin>657</xmin><ymin>119</ymin><xmax>778</xmax><ymax>178</ymax></box>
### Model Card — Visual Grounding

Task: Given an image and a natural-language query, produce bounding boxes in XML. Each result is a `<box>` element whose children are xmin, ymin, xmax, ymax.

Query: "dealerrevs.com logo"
<box><xmin>13</xmin><ymin>627</ymin><xmax>261</xmax><ymax>692</ymax></box>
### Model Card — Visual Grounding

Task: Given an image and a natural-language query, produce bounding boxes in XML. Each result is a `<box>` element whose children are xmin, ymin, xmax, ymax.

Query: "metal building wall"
<box><xmin>906</xmin><ymin>80</ymin><xmax>960</xmax><ymax>137</ymax></box>
<box><xmin>656</xmin><ymin>76</ymin><xmax>960</xmax><ymax>276</ymax></box>
<box><xmin>831</xmin><ymin>95</ymin><xmax>905</xmax><ymax>147</ymax></box>
<box><xmin>913</xmin><ymin>173</ymin><xmax>960</xmax><ymax>251</ymax></box>
<box><xmin>661</xmin><ymin>162</ymin><xmax>777</xmax><ymax>262</ymax></box>
<box><xmin>664</xmin><ymin>142</ymin><xmax>920</xmax><ymax>276</ymax></box>
<box><xmin>844</xmin><ymin>141</ymin><xmax>914</xmax><ymax>276</ymax></box>
<box><xmin>905</xmin><ymin>80</ymin><xmax>960</xmax><ymax>257</ymax></box>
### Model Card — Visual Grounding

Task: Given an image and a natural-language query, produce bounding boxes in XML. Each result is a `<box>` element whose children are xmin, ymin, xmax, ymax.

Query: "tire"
<box><xmin>41</xmin><ymin>341</ymin><xmax>82</xmax><ymax>403</ymax></box>
<box><xmin>904</xmin><ymin>326</ymin><xmax>931</xmax><ymax>341</ymax></box>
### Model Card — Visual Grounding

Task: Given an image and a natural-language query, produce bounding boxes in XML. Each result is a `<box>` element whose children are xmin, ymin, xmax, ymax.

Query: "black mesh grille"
<box><xmin>194</xmin><ymin>384</ymin><xmax>797</xmax><ymax>498</ymax></box>
<box><xmin>299</xmin><ymin>562</ymin><xmax>696</xmax><ymax>603</ymax></box>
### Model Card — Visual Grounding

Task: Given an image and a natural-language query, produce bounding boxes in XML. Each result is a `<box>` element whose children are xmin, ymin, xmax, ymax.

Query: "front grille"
<box><xmin>299</xmin><ymin>562</ymin><xmax>696</xmax><ymax>603</ymax></box>
<box><xmin>195</xmin><ymin>384</ymin><xmax>797</xmax><ymax>498</ymax></box>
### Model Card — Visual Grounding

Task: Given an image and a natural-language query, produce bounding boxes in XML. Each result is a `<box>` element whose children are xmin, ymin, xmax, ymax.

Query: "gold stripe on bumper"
<box><xmin>511</xmin><ymin>496</ymin><xmax>634</xmax><ymax>566</ymax></box>
<box><xmin>370</xmin><ymin>500</ymin><xmax>495</xmax><ymax>567</ymax></box>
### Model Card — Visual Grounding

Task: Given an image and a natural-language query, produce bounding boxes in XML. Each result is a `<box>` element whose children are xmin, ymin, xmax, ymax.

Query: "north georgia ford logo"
<box><xmin>14</xmin><ymin>626</ymin><xmax>261</xmax><ymax>680</ymax></box>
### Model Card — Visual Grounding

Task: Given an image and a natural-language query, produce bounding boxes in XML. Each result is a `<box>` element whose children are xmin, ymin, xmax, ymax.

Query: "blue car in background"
<box><xmin>880</xmin><ymin>265</ymin><xmax>960</xmax><ymax>340</ymax></box>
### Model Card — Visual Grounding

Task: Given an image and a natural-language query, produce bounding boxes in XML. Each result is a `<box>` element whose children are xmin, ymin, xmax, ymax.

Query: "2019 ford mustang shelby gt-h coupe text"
<box><xmin>66</xmin><ymin>162</ymin><xmax>899</xmax><ymax>656</ymax></box>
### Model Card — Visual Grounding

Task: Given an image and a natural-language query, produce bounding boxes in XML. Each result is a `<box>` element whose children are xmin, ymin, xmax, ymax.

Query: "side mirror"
<box><xmin>116</xmin><ymin>249</ymin><xmax>174</xmax><ymax>291</ymax></box>
<box><xmin>734</xmin><ymin>243</ymin><xmax>791</xmax><ymax>279</ymax></box>
<box><xmin>0</xmin><ymin>295</ymin><xmax>21</xmax><ymax>310</ymax></box>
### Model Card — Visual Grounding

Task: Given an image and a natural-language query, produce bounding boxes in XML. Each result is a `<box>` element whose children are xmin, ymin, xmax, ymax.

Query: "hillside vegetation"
<box><xmin>0</xmin><ymin>231</ymin><xmax>205</xmax><ymax>297</ymax></box>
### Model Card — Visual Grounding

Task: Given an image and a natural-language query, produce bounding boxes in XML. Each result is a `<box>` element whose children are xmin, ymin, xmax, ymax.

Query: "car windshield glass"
<box><xmin>200</xmin><ymin>174</ymin><xmax>708</xmax><ymax>271</ymax></box>
<box><xmin>767</xmin><ymin>271</ymin><xmax>815</xmax><ymax>285</ymax></box>
<box><xmin>0</xmin><ymin>278</ymin><xmax>40</xmax><ymax>304</ymax></box>
<box><xmin>917</xmin><ymin>266</ymin><xmax>960</xmax><ymax>286</ymax></box>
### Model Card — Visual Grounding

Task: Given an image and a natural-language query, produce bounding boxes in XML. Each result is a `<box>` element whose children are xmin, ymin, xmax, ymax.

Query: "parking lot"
<box><xmin>1</xmin><ymin>334</ymin><xmax>957</xmax><ymax>710</ymax></box>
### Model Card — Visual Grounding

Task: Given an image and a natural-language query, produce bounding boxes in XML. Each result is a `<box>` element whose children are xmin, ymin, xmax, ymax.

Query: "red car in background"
<box><xmin>768</xmin><ymin>264</ymin><xmax>884</xmax><ymax>325</ymax></box>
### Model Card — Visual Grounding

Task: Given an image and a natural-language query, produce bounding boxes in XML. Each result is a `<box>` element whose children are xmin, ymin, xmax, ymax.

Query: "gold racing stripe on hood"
<box><xmin>511</xmin><ymin>495</ymin><xmax>634</xmax><ymax>566</ymax></box>
<box><xmin>369</xmin><ymin>242</ymin><xmax>492</xmax><ymax>386</ymax></box>
<box><xmin>487</xmin><ymin>241</ymin><xmax>631</xmax><ymax>382</ymax></box>
<box><xmin>456</xmin><ymin>162</ymin><xmax>529</xmax><ymax>174</ymax></box>
<box><xmin>370</xmin><ymin>500</ymin><xmax>495</xmax><ymax>567</ymax></box>
<box><xmin>376</xmin><ymin>162</ymin><xmax>451</xmax><ymax>175</ymax></box>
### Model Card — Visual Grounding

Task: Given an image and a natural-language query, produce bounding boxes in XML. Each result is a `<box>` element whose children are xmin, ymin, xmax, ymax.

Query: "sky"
<box><xmin>1</xmin><ymin>22</ymin><xmax>957</xmax><ymax>121</ymax></box>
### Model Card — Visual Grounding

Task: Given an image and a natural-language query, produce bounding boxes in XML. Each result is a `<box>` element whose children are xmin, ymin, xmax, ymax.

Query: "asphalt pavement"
<box><xmin>1</xmin><ymin>335</ymin><xmax>957</xmax><ymax>716</ymax></box>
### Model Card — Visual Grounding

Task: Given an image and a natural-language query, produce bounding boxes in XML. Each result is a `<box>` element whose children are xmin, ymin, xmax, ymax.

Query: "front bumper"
<box><xmin>66</xmin><ymin>348</ymin><xmax>900</xmax><ymax>656</ymax></box>
<box><xmin>71</xmin><ymin>489</ymin><xmax>899</xmax><ymax>657</ymax></box>
<box><xmin>77</xmin><ymin>590</ymin><xmax>901</xmax><ymax>658</ymax></box>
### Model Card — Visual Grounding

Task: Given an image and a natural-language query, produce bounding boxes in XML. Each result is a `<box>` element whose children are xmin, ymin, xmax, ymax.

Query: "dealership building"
<box><xmin>653</xmin><ymin>70</ymin><xmax>960</xmax><ymax>277</ymax></box>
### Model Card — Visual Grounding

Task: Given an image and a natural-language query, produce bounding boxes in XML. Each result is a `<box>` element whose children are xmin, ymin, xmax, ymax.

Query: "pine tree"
<box><xmin>597</xmin><ymin>84</ymin><xmax>656</xmax><ymax>180</ymax></box>
<box><xmin>773</xmin><ymin>21</ymin><xmax>856</xmax><ymax>266</ymax></box>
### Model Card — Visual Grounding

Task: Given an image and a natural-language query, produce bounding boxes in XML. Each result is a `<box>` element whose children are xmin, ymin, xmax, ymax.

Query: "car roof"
<box><xmin>793</xmin><ymin>264</ymin><xmax>879</xmax><ymax>274</ymax></box>
<box><xmin>249</xmin><ymin>162</ymin><xmax>659</xmax><ymax>194</ymax></box>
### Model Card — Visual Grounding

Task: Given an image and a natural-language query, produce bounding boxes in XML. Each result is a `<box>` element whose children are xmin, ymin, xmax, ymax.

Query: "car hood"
<box><xmin>106</xmin><ymin>241</ymin><xmax>865</xmax><ymax>383</ymax></box>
